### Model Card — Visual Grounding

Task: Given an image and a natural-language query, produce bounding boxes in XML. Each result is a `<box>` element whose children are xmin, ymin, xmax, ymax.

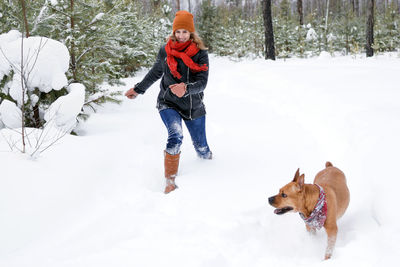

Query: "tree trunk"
<box><xmin>176</xmin><ymin>0</ymin><xmax>180</xmax><ymax>10</ymax></box>
<box><xmin>20</xmin><ymin>0</ymin><xmax>30</xmax><ymax>38</ymax></box>
<box><xmin>20</xmin><ymin>23</ymin><xmax>26</xmax><ymax>153</ymax></box>
<box><xmin>319</xmin><ymin>0</ymin><xmax>324</xmax><ymax>17</ymax></box>
<box><xmin>354</xmin><ymin>0</ymin><xmax>360</xmax><ymax>16</ymax></box>
<box><xmin>188</xmin><ymin>0</ymin><xmax>191</xmax><ymax>12</ymax></box>
<box><xmin>366</xmin><ymin>0</ymin><xmax>374</xmax><ymax>57</ymax></box>
<box><xmin>262</xmin><ymin>0</ymin><xmax>275</xmax><ymax>60</ymax></box>
<box><xmin>324</xmin><ymin>0</ymin><xmax>330</xmax><ymax>49</ymax></box>
<box><xmin>297</xmin><ymin>0</ymin><xmax>304</xmax><ymax>25</ymax></box>
<box><xmin>70</xmin><ymin>0</ymin><xmax>77</xmax><ymax>81</ymax></box>
<box><xmin>397</xmin><ymin>0</ymin><xmax>400</xmax><ymax>14</ymax></box>
<box><xmin>20</xmin><ymin>0</ymin><xmax>42</xmax><ymax>128</ymax></box>
<box><xmin>398</xmin><ymin>0</ymin><xmax>400</xmax><ymax>14</ymax></box>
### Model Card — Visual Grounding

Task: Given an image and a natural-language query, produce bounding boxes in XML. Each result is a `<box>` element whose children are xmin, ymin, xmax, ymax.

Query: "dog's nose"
<box><xmin>268</xmin><ymin>196</ymin><xmax>275</xmax><ymax>205</ymax></box>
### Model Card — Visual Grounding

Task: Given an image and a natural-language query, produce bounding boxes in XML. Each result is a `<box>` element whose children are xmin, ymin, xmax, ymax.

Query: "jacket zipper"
<box><xmin>187</xmin><ymin>66</ymin><xmax>192</xmax><ymax>120</ymax></box>
<box><xmin>163</xmin><ymin>88</ymin><xmax>167</xmax><ymax>102</ymax></box>
<box><xmin>163</xmin><ymin>57</ymin><xmax>168</xmax><ymax>102</ymax></box>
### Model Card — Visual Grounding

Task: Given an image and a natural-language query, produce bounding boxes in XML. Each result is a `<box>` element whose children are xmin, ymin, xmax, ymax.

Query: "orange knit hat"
<box><xmin>172</xmin><ymin>10</ymin><xmax>195</xmax><ymax>33</ymax></box>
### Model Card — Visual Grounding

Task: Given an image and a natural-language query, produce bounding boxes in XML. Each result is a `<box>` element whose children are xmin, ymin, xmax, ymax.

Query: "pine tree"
<box><xmin>374</xmin><ymin>2</ymin><xmax>400</xmax><ymax>53</ymax></box>
<box><xmin>197</xmin><ymin>0</ymin><xmax>218</xmax><ymax>52</ymax></box>
<box><xmin>273</xmin><ymin>0</ymin><xmax>295</xmax><ymax>58</ymax></box>
<box><xmin>31</xmin><ymin>0</ymin><xmax>131</xmax><ymax>111</ymax></box>
<box><xmin>110</xmin><ymin>1</ymin><xmax>172</xmax><ymax>76</ymax></box>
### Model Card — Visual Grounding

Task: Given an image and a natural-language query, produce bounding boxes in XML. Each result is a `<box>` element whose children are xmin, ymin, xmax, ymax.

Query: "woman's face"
<box><xmin>175</xmin><ymin>29</ymin><xmax>190</xmax><ymax>43</ymax></box>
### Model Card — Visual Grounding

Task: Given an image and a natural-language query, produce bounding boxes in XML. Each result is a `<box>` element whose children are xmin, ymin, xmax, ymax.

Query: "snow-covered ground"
<box><xmin>1</xmin><ymin>54</ymin><xmax>399</xmax><ymax>266</ymax></box>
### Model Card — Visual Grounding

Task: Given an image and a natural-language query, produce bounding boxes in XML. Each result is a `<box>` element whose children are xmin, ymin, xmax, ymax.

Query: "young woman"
<box><xmin>125</xmin><ymin>10</ymin><xmax>212</xmax><ymax>194</ymax></box>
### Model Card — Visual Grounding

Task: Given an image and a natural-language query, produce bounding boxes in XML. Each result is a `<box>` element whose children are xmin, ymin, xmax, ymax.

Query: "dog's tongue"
<box><xmin>274</xmin><ymin>208</ymin><xmax>282</xmax><ymax>214</ymax></box>
<box><xmin>274</xmin><ymin>207</ymin><xmax>293</xmax><ymax>215</ymax></box>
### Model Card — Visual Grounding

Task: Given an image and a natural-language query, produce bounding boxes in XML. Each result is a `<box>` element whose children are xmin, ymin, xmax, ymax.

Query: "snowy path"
<box><xmin>1</xmin><ymin>54</ymin><xmax>400</xmax><ymax>266</ymax></box>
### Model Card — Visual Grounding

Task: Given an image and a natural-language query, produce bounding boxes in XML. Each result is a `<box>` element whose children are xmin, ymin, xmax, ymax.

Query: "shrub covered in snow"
<box><xmin>0</xmin><ymin>31</ymin><xmax>85</xmax><ymax>132</ymax></box>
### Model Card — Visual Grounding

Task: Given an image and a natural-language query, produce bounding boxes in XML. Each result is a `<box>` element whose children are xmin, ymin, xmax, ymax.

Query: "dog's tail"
<box><xmin>325</xmin><ymin>161</ymin><xmax>333</xmax><ymax>168</ymax></box>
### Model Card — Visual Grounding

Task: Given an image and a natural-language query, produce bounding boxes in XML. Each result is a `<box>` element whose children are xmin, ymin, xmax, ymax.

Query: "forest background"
<box><xmin>1</xmin><ymin>0</ymin><xmax>399</xmax><ymax>130</ymax></box>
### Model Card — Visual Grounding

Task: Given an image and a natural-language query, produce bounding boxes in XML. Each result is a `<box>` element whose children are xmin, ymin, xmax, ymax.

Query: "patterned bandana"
<box><xmin>299</xmin><ymin>184</ymin><xmax>327</xmax><ymax>230</ymax></box>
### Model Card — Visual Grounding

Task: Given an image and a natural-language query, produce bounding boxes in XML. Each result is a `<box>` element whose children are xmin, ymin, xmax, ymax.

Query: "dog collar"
<box><xmin>299</xmin><ymin>184</ymin><xmax>327</xmax><ymax>230</ymax></box>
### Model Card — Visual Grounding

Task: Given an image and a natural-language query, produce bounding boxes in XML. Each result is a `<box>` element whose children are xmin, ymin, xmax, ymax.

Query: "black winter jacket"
<box><xmin>134</xmin><ymin>45</ymin><xmax>209</xmax><ymax>120</ymax></box>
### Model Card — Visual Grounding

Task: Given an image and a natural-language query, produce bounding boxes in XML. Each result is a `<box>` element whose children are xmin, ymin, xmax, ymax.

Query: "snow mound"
<box><xmin>44</xmin><ymin>83</ymin><xmax>85</xmax><ymax>131</ymax></box>
<box><xmin>0</xmin><ymin>30</ymin><xmax>21</xmax><ymax>46</ymax></box>
<box><xmin>318</xmin><ymin>51</ymin><xmax>332</xmax><ymax>59</ymax></box>
<box><xmin>0</xmin><ymin>34</ymin><xmax>70</xmax><ymax>105</ymax></box>
<box><xmin>306</xmin><ymin>28</ymin><xmax>317</xmax><ymax>41</ymax></box>
<box><xmin>0</xmin><ymin>100</ymin><xmax>21</xmax><ymax>128</ymax></box>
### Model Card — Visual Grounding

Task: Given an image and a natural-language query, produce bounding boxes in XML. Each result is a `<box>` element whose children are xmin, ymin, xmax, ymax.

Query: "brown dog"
<box><xmin>268</xmin><ymin>162</ymin><xmax>350</xmax><ymax>260</ymax></box>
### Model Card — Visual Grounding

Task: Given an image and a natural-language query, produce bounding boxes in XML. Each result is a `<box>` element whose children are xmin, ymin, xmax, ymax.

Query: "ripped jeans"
<box><xmin>160</xmin><ymin>108</ymin><xmax>212</xmax><ymax>159</ymax></box>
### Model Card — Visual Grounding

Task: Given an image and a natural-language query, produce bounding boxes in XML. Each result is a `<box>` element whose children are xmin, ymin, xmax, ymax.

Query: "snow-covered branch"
<box><xmin>0</xmin><ymin>31</ymin><xmax>84</xmax><ymax>158</ymax></box>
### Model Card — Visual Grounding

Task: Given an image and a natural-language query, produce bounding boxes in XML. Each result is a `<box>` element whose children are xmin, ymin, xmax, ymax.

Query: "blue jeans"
<box><xmin>160</xmin><ymin>108</ymin><xmax>212</xmax><ymax>159</ymax></box>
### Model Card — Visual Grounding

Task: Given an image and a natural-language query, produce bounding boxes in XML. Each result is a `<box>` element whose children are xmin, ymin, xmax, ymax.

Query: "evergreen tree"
<box><xmin>111</xmin><ymin>1</ymin><xmax>172</xmax><ymax>76</ymax></box>
<box><xmin>32</xmin><ymin>0</ymin><xmax>123</xmax><ymax>107</ymax></box>
<box><xmin>273</xmin><ymin>0</ymin><xmax>296</xmax><ymax>58</ymax></box>
<box><xmin>374</xmin><ymin>2</ymin><xmax>400</xmax><ymax>53</ymax></box>
<box><xmin>197</xmin><ymin>0</ymin><xmax>218</xmax><ymax>52</ymax></box>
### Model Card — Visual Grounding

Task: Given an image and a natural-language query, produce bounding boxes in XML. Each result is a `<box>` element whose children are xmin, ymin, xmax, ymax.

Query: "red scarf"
<box><xmin>165</xmin><ymin>39</ymin><xmax>208</xmax><ymax>79</ymax></box>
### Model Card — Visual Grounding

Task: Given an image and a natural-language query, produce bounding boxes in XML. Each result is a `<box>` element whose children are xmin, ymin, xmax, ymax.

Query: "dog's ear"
<box><xmin>297</xmin><ymin>174</ymin><xmax>305</xmax><ymax>189</ymax></box>
<box><xmin>293</xmin><ymin>168</ymin><xmax>300</xmax><ymax>182</ymax></box>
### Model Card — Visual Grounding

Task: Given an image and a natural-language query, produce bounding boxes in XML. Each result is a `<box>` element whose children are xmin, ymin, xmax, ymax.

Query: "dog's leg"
<box><xmin>324</xmin><ymin>224</ymin><xmax>338</xmax><ymax>260</ymax></box>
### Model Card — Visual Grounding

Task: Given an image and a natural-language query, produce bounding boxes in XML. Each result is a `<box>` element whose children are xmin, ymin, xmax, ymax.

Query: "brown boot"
<box><xmin>164</xmin><ymin>151</ymin><xmax>180</xmax><ymax>194</ymax></box>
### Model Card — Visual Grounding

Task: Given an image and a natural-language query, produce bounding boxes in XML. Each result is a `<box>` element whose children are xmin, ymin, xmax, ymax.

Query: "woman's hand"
<box><xmin>125</xmin><ymin>88</ymin><xmax>138</xmax><ymax>99</ymax></box>
<box><xmin>169</xmin><ymin>83</ymin><xmax>187</xmax><ymax>98</ymax></box>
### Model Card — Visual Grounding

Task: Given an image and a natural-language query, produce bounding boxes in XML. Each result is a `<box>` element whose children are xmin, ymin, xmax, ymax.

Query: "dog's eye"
<box><xmin>281</xmin><ymin>193</ymin><xmax>287</xmax><ymax>198</ymax></box>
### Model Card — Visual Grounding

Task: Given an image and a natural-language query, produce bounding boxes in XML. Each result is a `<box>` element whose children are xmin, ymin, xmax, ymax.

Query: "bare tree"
<box><xmin>297</xmin><ymin>0</ymin><xmax>304</xmax><ymax>25</ymax></box>
<box><xmin>366</xmin><ymin>0</ymin><xmax>375</xmax><ymax>57</ymax></box>
<box><xmin>17</xmin><ymin>0</ymin><xmax>30</xmax><ymax>152</ymax></box>
<box><xmin>176</xmin><ymin>0</ymin><xmax>181</xmax><ymax>10</ymax></box>
<box><xmin>20</xmin><ymin>0</ymin><xmax>30</xmax><ymax>38</ymax></box>
<box><xmin>398</xmin><ymin>0</ymin><xmax>400</xmax><ymax>14</ymax></box>
<box><xmin>262</xmin><ymin>0</ymin><xmax>275</xmax><ymax>60</ymax></box>
<box><xmin>0</xmin><ymin>33</ymin><xmax>69</xmax><ymax>157</ymax></box>
<box><xmin>19</xmin><ymin>0</ymin><xmax>43</xmax><ymax>127</ymax></box>
<box><xmin>324</xmin><ymin>0</ymin><xmax>330</xmax><ymax>49</ymax></box>
<box><xmin>20</xmin><ymin>31</ymin><xmax>26</xmax><ymax>153</ymax></box>
<box><xmin>70</xmin><ymin>0</ymin><xmax>78</xmax><ymax>81</ymax></box>
<box><xmin>1</xmin><ymin>109</ymin><xmax>76</xmax><ymax>158</ymax></box>
<box><xmin>351</xmin><ymin>0</ymin><xmax>360</xmax><ymax>15</ymax></box>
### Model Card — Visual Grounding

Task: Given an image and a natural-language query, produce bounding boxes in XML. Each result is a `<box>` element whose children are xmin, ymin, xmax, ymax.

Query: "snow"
<box><xmin>306</xmin><ymin>28</ymin><xmax>317</xmax><ymax>41</ymax></box>
<box><xmin>0</xmin><ymin>34</ymin><xmax>70</xmax><ymax>106</ymax></box>
<box><xmin>50</xmin><ymin>0</ymin><xmax>59</xmax><ymax>6</ymax></box>
<box><xmin>318</xmin><ymin>51</ymin><xmax>331</xmax><ymax>59</ymax></box>
<box><xmin>0</xmin><ymin>32</ymin><xmax>79</xmax><ymax>133</ymax></box>
<box><xmin>91</xmin><ymin>13</ymin><xmax>105</xmax><ymax>24</ymax></box>
<box><xmin>1</xmin><ymin>53</ymin><xmax>400</xmax><ymax>266</ymax></box>
<box><xmin>44</xmin><ymin>83</ymin><xmax>86</xmax><ymax>132</ymax></box>
<box><xmin>0</xmin><ymin>30</ymin><xmax>21</xmax><ymax>46</ymax></box>
<box><xmin>0</xmin><ymin>100</ymin><xmax>21</xmax><ymax>128</ymax></box>
<box><xmin>0</xmin><ymin>30</ymin><xmax>22</xmax><ymax>79</ymax></box>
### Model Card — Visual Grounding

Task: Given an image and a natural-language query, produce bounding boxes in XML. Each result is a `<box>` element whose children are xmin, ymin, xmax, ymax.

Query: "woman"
<box><xmin>125</xmin><ymin>10</ymin><xmax>212</xmax><ymax>194</ymax></box>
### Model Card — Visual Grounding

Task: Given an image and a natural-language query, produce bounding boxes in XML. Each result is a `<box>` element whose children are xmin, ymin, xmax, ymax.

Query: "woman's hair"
<box><xmin>167</xmin><ymin>32</ymin><xmax>207</xmax><ymax>50</ymax></box>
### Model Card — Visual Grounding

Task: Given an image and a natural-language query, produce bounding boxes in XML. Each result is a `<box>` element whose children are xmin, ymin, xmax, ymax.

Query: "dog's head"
<box><xmin>268</xmin><ymin>168</ymin><xmax>305</xmax><ymax>215</ymax></box>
